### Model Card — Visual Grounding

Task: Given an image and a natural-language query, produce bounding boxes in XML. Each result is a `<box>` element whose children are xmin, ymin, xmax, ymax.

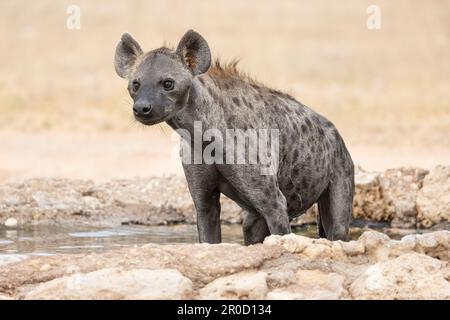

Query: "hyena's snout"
<box><xmin>133</xmin><ymin>101</ymin><xmax>153</xmax><ymax>119</ymax></box>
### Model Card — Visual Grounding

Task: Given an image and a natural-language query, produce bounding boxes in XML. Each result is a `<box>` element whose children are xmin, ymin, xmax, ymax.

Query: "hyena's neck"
<box><xmin>166</xmin><ymin>76</ymin><xmax>219</xmax><ymax>137</ymax></box>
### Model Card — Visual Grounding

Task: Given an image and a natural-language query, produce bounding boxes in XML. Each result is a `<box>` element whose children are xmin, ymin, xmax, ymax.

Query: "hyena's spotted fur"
<box><xmin>115</xmin><ymin>30</ymin><xmax>354</xmax><ymax>244</ymax></box>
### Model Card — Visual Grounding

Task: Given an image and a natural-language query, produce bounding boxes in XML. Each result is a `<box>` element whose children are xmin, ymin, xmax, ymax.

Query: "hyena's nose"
<box><xmin>133</xmin><ymin>103</ymin><xmax>152</xmax><ymax>117</ymax></box>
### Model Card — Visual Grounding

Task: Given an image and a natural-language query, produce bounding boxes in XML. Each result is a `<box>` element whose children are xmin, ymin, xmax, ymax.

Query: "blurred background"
<box><xmin>0</xmin><ymin>0</ymin><xmax>449</xmax><ymax>182</ymax></box>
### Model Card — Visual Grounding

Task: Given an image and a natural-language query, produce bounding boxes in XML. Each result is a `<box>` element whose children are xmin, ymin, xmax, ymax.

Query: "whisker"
<box><xmin>127</xmin><ymin>119</ymin><xmax>137</xmax><ymax>130</ymax></box>
<box><xmin>158</xmin><ymin>123</ymin><xmax>169</xmax><ymax>136</ymax></box>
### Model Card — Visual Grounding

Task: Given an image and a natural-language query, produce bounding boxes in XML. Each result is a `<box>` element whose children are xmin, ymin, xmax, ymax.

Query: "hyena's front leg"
<box><xmin>183</xmin><ymin>164</ymin><xmax>222</xmax><ymax>243</ymax></box>
<box><xmin>192</xmin><ymin>190</ymin><xmax>221</xmax><ymax>243</ymax></box>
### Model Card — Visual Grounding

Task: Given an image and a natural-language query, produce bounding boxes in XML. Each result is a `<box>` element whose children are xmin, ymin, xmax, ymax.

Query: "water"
<box><xmin>0</xmin><ymin>223</ymin><xmax>419</xmax><ymax>256</ymax></box>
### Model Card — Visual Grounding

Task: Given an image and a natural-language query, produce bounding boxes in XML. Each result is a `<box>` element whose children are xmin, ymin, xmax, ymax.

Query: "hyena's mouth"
<box><xmin>135</xmin><ymin>114</ymin><xmax>168</xmax><ymax>126</ymax></box>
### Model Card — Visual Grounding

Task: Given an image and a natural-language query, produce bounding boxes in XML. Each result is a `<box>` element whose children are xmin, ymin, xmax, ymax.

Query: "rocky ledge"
<box><xmin>0</xmin><ymin>165</ymin><xmax>449</xmax><ymax>229</ymax></box>
<box><xmin>0</xmin><ymin>230</ymin><xmax>449</xmax><ymax>300</ymax></box>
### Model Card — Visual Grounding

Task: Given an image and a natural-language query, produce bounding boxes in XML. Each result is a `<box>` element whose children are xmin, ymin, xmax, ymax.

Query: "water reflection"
<box><xmin>0</xmin><ymin>223</ymin><xmax>427</xmax><ymax>256</ymax></box>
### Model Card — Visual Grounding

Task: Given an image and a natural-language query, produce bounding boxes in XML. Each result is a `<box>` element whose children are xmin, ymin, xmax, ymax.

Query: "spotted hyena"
<box><xmin>114</xmin><ymin>30</ymin><xmax>354</xmax><ymax>244</ymax></box>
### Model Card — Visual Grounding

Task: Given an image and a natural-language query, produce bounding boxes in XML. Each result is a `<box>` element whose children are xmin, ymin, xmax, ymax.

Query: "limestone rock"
<box><xmin>340</xmin><ymin>240</ymin><xmax>365</xmax><ymax>256</ymax></box>
<box><xmin>0</xmin><ymin>254</ymin><xmax>28</xmax><ymax>267</ymax></box>
<box><xmin>353</xmin><ymin>166</ymin><xmax>386</xmax><ymax>221</ymax></box>
<box><xmin>0</xmin><ymin>231</ymin><xmax>449</xmax><ymax>300</ymax></box>
<box><xmin>350</xmin><ymin>253</ymin><xmax>450</xmax><ymax>300</ymax></box>
<box><xmin>0</xmin><ymin>166</ymin><xmax>447</xmax><ymax>227</ymax></box>
<box><xmin>265</xmin><ymin>230</ymin><xmax>450</xmax><ymax>264</ymax></box>
<box><xmin>397</xmin><ymin>230</ymin><xmax>450</xmax><ymax>261</ymax></box>
<box><xmin>24</xmin><ymin>268</ymin><xmax>193</xmax><ymax>300</ymax></box>
<box><xmin>0</xmin><ymin>242</ymin><xmax>283</xmax><ymax>295</ymax></box>
<box><xmin>4</xmin><ymin>218</ymin><xmax>18</xmax><ymax>228</ymax></box>
<box><xmin>267</xmin><ymin>269</ymin><xmax>347</xmax><ymax>300</ymax></box>
<box><xmin>416</xmin><ymin>165</ymin><xmax>450</xmax><ymax>228</ymax></box>
<box><xmin>264</xmin><ymin>233</ymin><xmax>312</xmax><ymax>254</ymax></box>
<box><xmin>198</xmin><ymin>271</ymin><xmax>268</xmax><ymax>300</ymax></box>
<box><xmin>380</xmin><ymin>168</ymin><xmax>428</xmax><ymax>228</ymax></box>
<box><xmin>358</xmin><ymin>231</ymin><xmax>392</xmax><ymax>262</ymax></box>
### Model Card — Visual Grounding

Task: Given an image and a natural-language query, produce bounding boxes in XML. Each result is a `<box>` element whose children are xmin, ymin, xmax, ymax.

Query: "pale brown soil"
<box><xmin>0</xmin><ymin>130</ymin><xmax>449</xmax><ymax>183</ymax></box>
<box><xmin>0</xmin><ymin>1</ymin><xmax>448</xmax><ymax>182</ymax></box>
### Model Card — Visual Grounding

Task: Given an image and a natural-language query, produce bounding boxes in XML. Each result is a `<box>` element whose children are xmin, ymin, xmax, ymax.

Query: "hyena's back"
<box><xmin>202</xmin><ymin>67</ymin><xmax>354</xmax><ymax>219</ymax></box>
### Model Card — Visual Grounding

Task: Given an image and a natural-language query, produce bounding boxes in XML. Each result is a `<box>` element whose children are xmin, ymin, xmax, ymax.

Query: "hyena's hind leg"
<box><xmin>243</xmin><ymin>210</ymin><xmax>270</xmax><ymax>245</ymax></box>
<box><xmin>317</xmin><ymin>173</ymin><xmax>354</xmax><ymax>241</ymax></box>
<box><xmin>317</xmin><ymin>214</ymin><xmax>326</xmax><ymax>238</ymax></box>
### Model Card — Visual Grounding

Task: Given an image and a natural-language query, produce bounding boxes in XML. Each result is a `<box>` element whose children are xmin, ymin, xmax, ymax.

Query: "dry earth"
<box><xmin>0</xmin><ymin>1</ymin><xmax>449</xmax><ymax>182</ymax></box>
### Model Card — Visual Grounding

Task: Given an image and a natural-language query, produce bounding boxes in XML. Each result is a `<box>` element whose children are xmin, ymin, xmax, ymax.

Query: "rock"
<box><xmin>265</xmin><ymin>230</ymin><xmax>450</xmax><ymax>263</ymax></box>
<box><xmin>357</xmin><ymin>230</ymin><xmax>450</xmax><ymax>262</ymax></box>
<box><xmin>265</xmin><ymin>231</ymin><xmax>387</xmax><ymax>262</ymax></box>
<box><xmin>0</xmin><ymin>231</ymin><xmax>449</xmax><ymax>300</ymax></box>
<box><xmin>82</xmin><ymin>196</ymin><xmax>101</xmax><ymax>210</ymax></box>
<box><xmin>353</xmin><ymin>166</ymin><xmax>386</xmax><ymax>222</ymax></box>
<box><xmin>265</xmin><ymin>234</ymin><xmax>343</xmax><ymax>262</ymax></box>
<box><xmin>0</xmin><ymin>254</ymin><xmax>28</xmax><ymax>267</ymax></box>
<box><xmin>264</xmin><ymin>233</ymin><xmax>312</xmax><ymax>254</ymax></box>
<box><xmin>264</xmin><ymin>233</ymin><xmax>343</xmax><ymax>260</ymax></box>
<box><xmin>261</xmin><ymin>253</ymin><xmax>308</xmax><ymax>288</ymax></box>
<box><xmin>24</xmin><ymin>268</ymin><xmax>193</xmax><ymax>300</ymax></box>
<box><xmin>4</xmin><ymin>218</ymin><xmax>18</xmax><ymax>228</ymax></box>
<box><xmin>32</xmin><ymin>191</ymin><xmax>84</xmax><ymax>210</ymax></box>
<box><xmin>0</xmin><ymin>242</ymin><xmax>283</xmax><ymax>295</ymax></box>
<box><xmin>350</xmin><ymin>253</ymin><xmax>450</xmax><ymax>300</ymax></box>
<box><xmin>431</xmin><ymin>221</ymin><xmax>450</xmax><ymax>231</ymax></box>
<box><xmin>358</xmin><ymin>231</ymin><xmax>391</xmax><ymax>262</ymax></box>
<box><xmin>0</xmin><ymin>166</ymin><xmax>447</xmax><ymax>227</ymax></box>
<box><xmin>40</xmin><ymin>264</ymin><xmax>51</xmax><ymax>272</ymax></box>
<box><xmin>302</xmin><ymin>242</ymin><xmax>334</xmax><ymax>260</ymax></box>
<box><xmin>416</xmin><ymin>165</ymin><xmax>450</xmax><ymax>228</ymax></box>
<box><xmin>341</xmin><ymin>239</ymin><xmax>365</xmax><ymax>256</ymax></box>
<box><xmin>398</xmin><ymin>230</ymin><xmax>450</xmax><ymax>261</ymax></box>
<box><xmin>2</xmin><ymin>195</ymin><xmax>23</xmax><ymax>206</ymax></box>
<box><xmin>380</xmin><ymin>168</ymin><xmax>428</xmax><ymax>228</ymax></box>
<box><xmin>267</xmin><ymin>269</ymin><xmax>347</xmax><ymax>300</ymax></box>
<box><xmin>198</xmin><ymin>271</ymin><xmax>268</xmax><ymax>300</ymax></box>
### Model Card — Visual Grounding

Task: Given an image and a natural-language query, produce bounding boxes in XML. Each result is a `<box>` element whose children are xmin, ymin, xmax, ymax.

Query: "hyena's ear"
<box><xmin>114</xmin><ymin>33</ymin><xmax>143</xmax><ymax>79</ymax></box>
<box><xmin>176</xmin><ymin>30</ymin><xmax>211</xmax><ymax>76</ymax></box>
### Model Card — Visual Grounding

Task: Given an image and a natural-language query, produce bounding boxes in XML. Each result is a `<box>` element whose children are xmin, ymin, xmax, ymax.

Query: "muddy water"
<box><xmin>0</xmin><ymin>224</ymin><xmax>421</xmax><ymax>256</ymax></box>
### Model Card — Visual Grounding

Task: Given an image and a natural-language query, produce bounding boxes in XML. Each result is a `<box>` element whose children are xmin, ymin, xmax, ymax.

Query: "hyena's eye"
<box><xmin>162</xmin><ymin>79</ymin><xmax>174</xmax><ymax>91</ymax></box>
<box><xmin>131</xmin><ymin>80</ymin><xmax>140</xmax><ymax>92</ymax></box>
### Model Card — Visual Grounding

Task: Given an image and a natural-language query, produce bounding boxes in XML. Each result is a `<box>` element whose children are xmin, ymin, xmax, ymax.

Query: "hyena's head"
<box><xmin>114</xmin><ymin>30</ymin><xmax>211</xmax><ymax>125</ymax></box>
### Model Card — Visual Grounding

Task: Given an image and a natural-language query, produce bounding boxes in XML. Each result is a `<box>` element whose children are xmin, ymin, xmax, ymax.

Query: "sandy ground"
<box><xmin>0</xmin><ymin>130</ymin><xmax>448</xmax><ymax>183</ymax></box>
<box><xmin>0</xmin><ymin>1</ymin><xmax>448</xmax><ymax>182</ymax></box>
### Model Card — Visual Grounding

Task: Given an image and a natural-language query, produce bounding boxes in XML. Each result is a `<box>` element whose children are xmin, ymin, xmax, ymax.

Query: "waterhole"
<box><xmin>0</xmin><ymin>223</ymin><xmax>424</xmax><ymax>257</ymax></box>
